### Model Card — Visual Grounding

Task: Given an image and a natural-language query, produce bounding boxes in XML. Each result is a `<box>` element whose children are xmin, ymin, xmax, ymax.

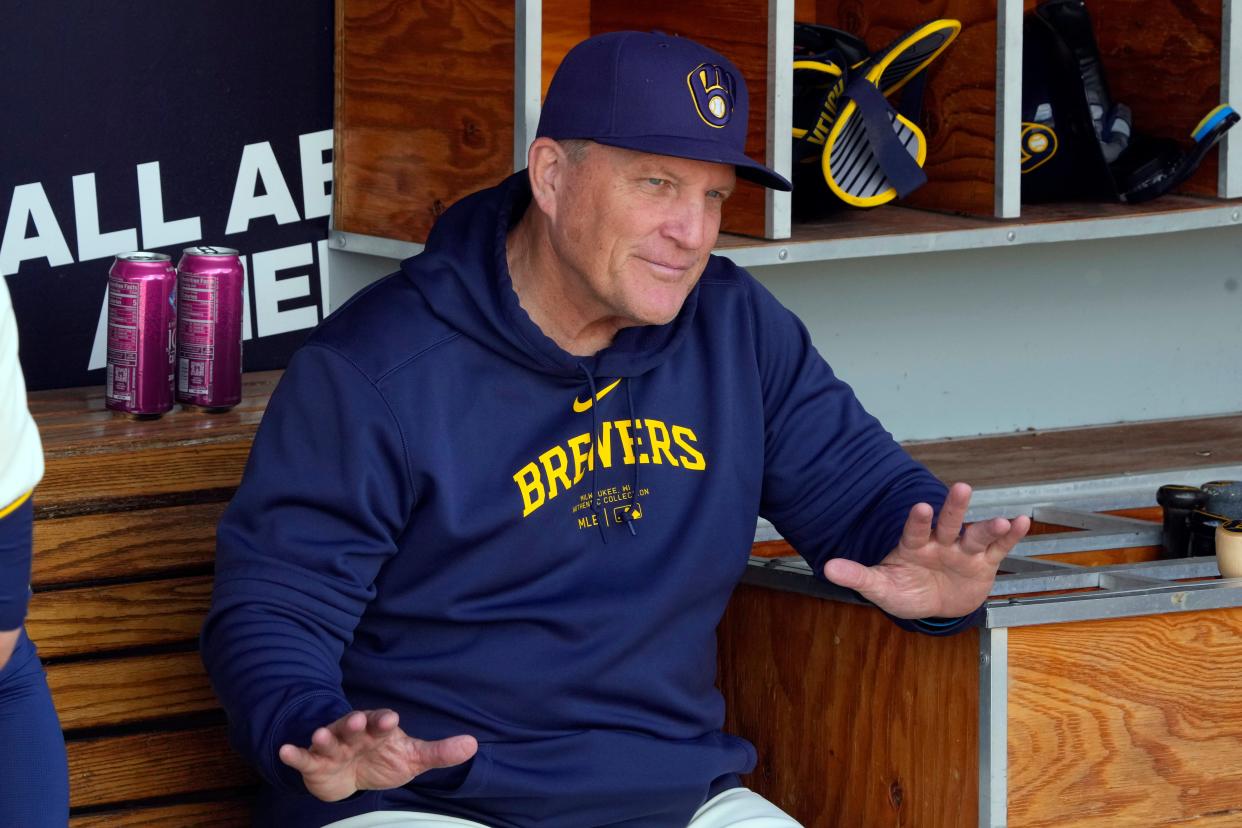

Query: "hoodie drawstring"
<box><xmin>620</xmin><ymin>380</ymin><xmax>640</xmax><ymax>536</ymax></box>
<box><xmin>577</xmin><ymin>364</ymin><xmax>608</xmax><ymax>544</ymax></box>
<box><xmin>576</xmin><ymin>363</ymin><xmax>641</xmax><ymax>541</ymax></box>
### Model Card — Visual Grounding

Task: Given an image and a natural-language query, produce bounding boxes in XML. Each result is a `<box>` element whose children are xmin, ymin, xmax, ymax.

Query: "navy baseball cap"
<box><xmin>537</xmin><ymin>31</ymin><xmax>792</xmax><ymax>191</ymax></box>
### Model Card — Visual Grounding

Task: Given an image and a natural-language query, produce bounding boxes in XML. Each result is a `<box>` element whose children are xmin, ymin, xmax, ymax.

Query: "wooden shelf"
<box><xmin>716</xmin><ymin>193</ymin><xmax>1242</xmax><ymax>265</ymax></box>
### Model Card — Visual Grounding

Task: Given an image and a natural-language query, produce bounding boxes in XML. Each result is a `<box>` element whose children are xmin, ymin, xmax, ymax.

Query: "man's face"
<box><xmin>547</xmin><ymin>144</ymin><xmax>736</xmax><ymax>328</ymax></box>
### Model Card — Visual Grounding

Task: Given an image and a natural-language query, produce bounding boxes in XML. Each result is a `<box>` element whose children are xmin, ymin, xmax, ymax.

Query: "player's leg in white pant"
<box><xmin>321</xmin><ymin>812</ymin><xmax>490</xmax><ymax>828</ymax></box>
<box><xmin>687</xmin><ymin>787</ymin><xmax>803</xmax><ymax>827</ymax></box>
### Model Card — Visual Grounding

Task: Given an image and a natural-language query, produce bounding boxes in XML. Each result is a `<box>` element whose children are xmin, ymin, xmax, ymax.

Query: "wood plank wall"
<box><xmin>543</xmin><ymin>0</ymin><xmax>591</xmax><ymax>102</ymax></box>
<box><xmin>718</xmin><ymin>579</ymin><xmax>981</xmax><ymax>827</ymax></box>
<box><xmin>334</xmin><ymin>0</ymin><xmax>517</xmax><ymax>243</ymax></box>
<box><xmin>1008</xmin><ymin>610</ymin><xmax>1242</xmax><ymax>825</ymax></box>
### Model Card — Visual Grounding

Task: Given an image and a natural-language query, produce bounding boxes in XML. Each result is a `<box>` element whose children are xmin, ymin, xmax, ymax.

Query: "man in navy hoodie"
<box><xmin>202</xmin><ymin>31</ymin><xmax>1029</xmax><ymax>828</ymax></box>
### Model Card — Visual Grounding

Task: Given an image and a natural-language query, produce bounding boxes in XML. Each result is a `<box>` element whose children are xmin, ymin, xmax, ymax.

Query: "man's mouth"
<box><xmin>638</xmin><ymin>257</ymin><xmax>696</xmax><ymax>278</ymax></box>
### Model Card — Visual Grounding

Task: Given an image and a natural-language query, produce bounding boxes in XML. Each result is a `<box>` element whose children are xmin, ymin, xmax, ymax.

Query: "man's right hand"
<box><xmin>278</xmin><ymin>709</ymin><xmax>478</xmax><ymax>802</ymax></box>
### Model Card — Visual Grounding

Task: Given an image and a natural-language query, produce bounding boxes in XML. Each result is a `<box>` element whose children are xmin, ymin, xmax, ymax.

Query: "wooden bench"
<box><xmin>27</xmin><ymin>372</ymin><xmax>282</xmax><ymax>826</ymax></box>
<box><xmin>28</xmin><ymin>367</ymin><xmax>1242</xmax><ymax>825</ymax></box>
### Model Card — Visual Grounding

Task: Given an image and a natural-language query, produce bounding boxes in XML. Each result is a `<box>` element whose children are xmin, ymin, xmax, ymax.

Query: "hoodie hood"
<box><xmin>403</xmin><ymin>171</ymin><xmax>701</xmax><ymax>382</ymax></box>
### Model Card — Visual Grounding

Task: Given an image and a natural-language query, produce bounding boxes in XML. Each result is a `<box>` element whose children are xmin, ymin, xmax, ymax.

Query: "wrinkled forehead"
<box><xmin>586</xmin><ymin>142</ymin><xmax>737</xmax><ymax>186</ymax></box>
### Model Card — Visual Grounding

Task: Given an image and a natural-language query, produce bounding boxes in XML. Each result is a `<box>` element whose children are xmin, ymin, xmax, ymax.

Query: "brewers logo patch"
<box><xmin>687</xmin><ymin>63</ymin><xmax>735</xmax><ymax>128</ymax></box>
<box><xmin>1020</xmin><ymin>122</ymin><xmax>1058</xmax><ymax>173</ymax></box>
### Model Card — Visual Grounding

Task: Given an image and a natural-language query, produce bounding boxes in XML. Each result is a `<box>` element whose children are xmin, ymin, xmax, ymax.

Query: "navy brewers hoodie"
<box><xmin>201</xmin><ymin>172</ymin><xmax>959</xmax><ymax>827</ymax></box>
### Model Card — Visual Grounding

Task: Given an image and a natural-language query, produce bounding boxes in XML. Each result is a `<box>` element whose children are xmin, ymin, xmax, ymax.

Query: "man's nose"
<box><xmin>662</xmin><ymin>196</ymin><xmax>709</xmax><ymax>250</ymax></box>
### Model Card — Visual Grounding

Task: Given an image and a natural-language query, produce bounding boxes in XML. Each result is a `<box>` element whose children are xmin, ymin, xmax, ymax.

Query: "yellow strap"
<box><xmin>793</xmin><ymin>59</ymin><xmax>843</xmax><ymax>77</ymax></box>
<box><xmin>0</xmin><ymin>489</ymin><xmax>32</xmax><ymax>520</ymax></box>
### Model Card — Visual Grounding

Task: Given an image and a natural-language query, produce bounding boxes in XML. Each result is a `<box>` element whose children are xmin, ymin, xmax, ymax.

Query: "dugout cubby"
<box><xmin>1067</xmin><ymin>0</ymin><xmax>1224</xmax><ymax>200</ymax></box>
<box><xmin>796</xmin><ymin>0</ymin><xmax>1005</xmax><ymax>217</ymax></box>
<box><xmin>333</xmin><ymin>1</ymin><xmax>519</xmax><ymax>245</ymax></box>
<box><xmin>333</xmin><ymin>0</ymin><xmax>1239</xmax><ymax>248</ymax></box>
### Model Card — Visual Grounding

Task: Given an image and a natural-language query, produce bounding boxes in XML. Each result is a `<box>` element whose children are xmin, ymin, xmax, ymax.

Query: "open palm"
<box><xmin>279</xmin><ymin>709</ymin><xmax>478</xmax><ymax>802</ymax></box>
<box><xmin>823</xmin><ymin>482</ymin><xmax>1029</xmax><ymax>620</ymax></box>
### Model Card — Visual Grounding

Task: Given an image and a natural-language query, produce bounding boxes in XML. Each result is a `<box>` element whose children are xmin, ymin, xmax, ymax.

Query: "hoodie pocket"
<box><xmin>417</xmin><ymin>729</ymin><xmax>756</xmax><ymax>825</ymax></box>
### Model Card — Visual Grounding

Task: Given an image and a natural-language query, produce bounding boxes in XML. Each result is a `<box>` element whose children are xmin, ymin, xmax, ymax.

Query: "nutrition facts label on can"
<box><xmin>106</xmin><ymin>278</ymin><xmax>140</xmax><ymax>401</ymax></box>
<box><xmin>177</xmin><ymin>272</ymin><xmax>217</xmax><ymax>397</ymax></box>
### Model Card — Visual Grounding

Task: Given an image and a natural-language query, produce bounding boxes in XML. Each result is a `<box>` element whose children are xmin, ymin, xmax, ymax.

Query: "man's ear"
<box><xmin>527</xmin><ymin>137</ymin><xmax>569</xmax><ymax>222</ymax></box>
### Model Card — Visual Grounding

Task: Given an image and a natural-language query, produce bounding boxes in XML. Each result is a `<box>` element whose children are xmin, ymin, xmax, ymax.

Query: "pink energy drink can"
<box><xmin>106</xmin><ymin>252</ymin><xmax>177</xmax><ymax>418</ymax></box>
<box><xmin>176</xmin><ymin>245</ymin><xmax>244</xmax><ymax>411</ymax></box>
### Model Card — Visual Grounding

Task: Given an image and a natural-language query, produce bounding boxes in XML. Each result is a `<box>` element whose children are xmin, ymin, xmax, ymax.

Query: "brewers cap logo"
<box><xmin>687</xmin><ymin>63</ymin><xmax>735</xmax><ymax>128</ymax></box>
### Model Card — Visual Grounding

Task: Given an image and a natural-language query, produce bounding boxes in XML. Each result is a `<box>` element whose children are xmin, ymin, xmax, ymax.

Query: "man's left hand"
<box><xmin>822</xmin><ymin>482</ymin><xmax>1030</xmax><ymax>620</ymax></box>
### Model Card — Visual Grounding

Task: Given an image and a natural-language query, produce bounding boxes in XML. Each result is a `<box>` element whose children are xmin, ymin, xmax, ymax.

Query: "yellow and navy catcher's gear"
<box><xmin>791</xmin><ymin>20</ymin><xmax>959</xmax><ymax>211</ymax></box>
<box><xmin>1022</xmin><ymin>0</ymin><xmax>1238</xmax><ymax>203</ymax></box>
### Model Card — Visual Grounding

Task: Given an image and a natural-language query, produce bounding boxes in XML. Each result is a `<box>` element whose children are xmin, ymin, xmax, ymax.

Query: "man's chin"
<box><xmin>621</xmin><ymin>273</ymin><xmax>699</xmax><ymax>326</ymax></box>
<box><xmin>629</xmin><ymin>301</ymin><xmax>686</xmax><ymax>328</ymax></box>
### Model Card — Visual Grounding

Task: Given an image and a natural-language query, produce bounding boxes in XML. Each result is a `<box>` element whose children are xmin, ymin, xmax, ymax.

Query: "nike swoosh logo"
<box><xmin>573</xmin><ymin>379</ymin><xmax>622</xmax><ymax>413</ymax></box>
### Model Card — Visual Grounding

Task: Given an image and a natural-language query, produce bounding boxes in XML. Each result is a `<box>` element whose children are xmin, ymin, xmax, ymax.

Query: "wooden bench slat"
<box><xmin>67</xmin><ymin>725</ymin><xmax>258</xmax><ymax>809</ymax></box>
<box><xmin>32</xmin><ymin>503</ymin><xmax>225</xmax><ymax>587</ymax></box>
<box><xmin>48</xmin><ymin>651</ymin><xmax>217</xmax><ymax>730</ymax></box>
<box><xmin>70</xmin><ymin>798</ymin><xmax>252</xmax><ymax>827</ymax></box>
<box><xmin>26</xmin><ymin>576</ymin><xmax>213</xmax><ymax>659</ymax></box>
<box><xmin>39</xmin><ymin>443</ymin><xmax>249</xmax><ymax>516</ymax></box>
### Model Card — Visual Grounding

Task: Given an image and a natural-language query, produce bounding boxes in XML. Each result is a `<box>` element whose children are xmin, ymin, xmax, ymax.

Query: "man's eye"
<box><xmin>707</xmin><ymin>190</ymin><xmax>725</xmax><ymax>200</ymax></box>
<box><xmin>647</xmin><ymin>178</ymin><xmax>666</xmax><ymax>187</ymax></box>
